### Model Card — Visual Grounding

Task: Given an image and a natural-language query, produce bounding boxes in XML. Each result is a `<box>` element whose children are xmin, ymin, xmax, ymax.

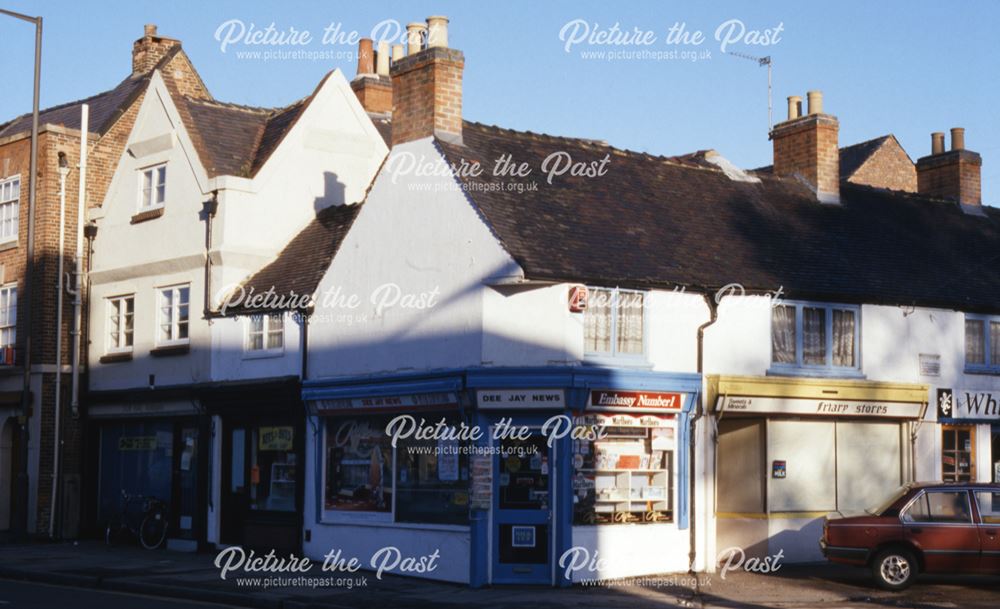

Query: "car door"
<box><xmin>901</xmin><ymin>490</ymin><xmax>980</xmax><ymax>572</ymax></box>
<box><xmin>973</xmin><ymin>490</ymin><xmax>1000</xmax><ymax>573</ymax></box>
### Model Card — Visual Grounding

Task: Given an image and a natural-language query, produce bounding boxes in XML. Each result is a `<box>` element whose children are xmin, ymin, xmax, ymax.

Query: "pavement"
<box><xmin>0</xmin><ymin>541</ymin><xmax>998</xmax><ymax>608</ymax></box>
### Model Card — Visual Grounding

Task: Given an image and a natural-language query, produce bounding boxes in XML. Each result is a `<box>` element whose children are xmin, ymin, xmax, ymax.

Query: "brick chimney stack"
<box><xmin>132</xmin><ymin>24</ymin><xmax>180</xmax><ymax>76</ymax></box>
<box><xmin>390</xmin><ymin>16</ymin><xmax>464</xmax><ymax>146</ymax></box>
<box><xmin>351</xmin><ymin>38</ymin><xmax>393</xmax><ymax>115</ymax></box>
<box><xmin>916</xmin><ymin>128</ymin><xmax>982</xmax><ymax>206</ymax></box>
<box><xmin>771</xmin><ymin>90</ymin><xmax>840</xmax><ymax>203</ymax></box>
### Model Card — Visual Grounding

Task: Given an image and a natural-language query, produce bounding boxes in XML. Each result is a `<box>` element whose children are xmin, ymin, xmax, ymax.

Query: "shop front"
<box><xmin>201</xmin><ymin>379</ymin><xmax>304</xmax><ymax>554</ymax></box>
<box><xmin>935</xmin><ymin>387</ymin><xmax>1000</xmax><ymax>483</ymax></box>
<box><xmin>709</xmin><ymin>376</ymin><xmax>928</xmax><ymax>563</ymax></box>
<box><xmin>302</xmin><ymin>367</ymin><xmax>700</xmax><ymax>586</ymax></box>
<box><xmin>86</xmin><ymin>396</ymin><xmax>208</xmax><ymax>549</ymax></box>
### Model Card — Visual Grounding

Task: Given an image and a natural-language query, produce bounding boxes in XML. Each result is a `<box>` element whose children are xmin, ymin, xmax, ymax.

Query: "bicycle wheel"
<box><xmin>139</xmin><ymin>508</ymin><xmax>168</xmax><ymax>549</ymax></box>
<box><xmin>105</xmin><ymin>518</ymin><xmax>123</xmax><ymax>546</ymax></box>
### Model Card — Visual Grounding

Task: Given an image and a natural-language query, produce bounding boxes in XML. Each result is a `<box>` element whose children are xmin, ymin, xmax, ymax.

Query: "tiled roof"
<box><xmin>0</xmin><ymin>74</ymin><xmax>148</xmax><ymax>140</ymax></box>
<box><xmin>436</xmin><ymin>121</ymin><xmax>1000</xmax><ymax>313</ymax></box>
<box><xmin>229</xmin><ymin>203</ymin><xmax>363</xmax><ymax>313</ymax></box>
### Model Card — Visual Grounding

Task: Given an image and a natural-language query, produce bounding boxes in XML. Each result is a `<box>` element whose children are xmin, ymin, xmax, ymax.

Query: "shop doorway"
<box><xmin>492</xmin><ymin>423</ymin><xmax>553</xmax><ymax>584</ymax></box>
<box><xmin>221</xmin><ymin>419</ymin><xmax>301</xmax><ymax>552</ymax></box>
<box><xmin>0</xmin><ymin>418</ymin><xmax>20</xmax><ymax>531</ymax></box>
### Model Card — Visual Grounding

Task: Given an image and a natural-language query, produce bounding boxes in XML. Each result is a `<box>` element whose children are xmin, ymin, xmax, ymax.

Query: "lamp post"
<box><xmin>1</xmin><ymin>7</ymin><xmax>43</xmax><ymax>540</ymax></box>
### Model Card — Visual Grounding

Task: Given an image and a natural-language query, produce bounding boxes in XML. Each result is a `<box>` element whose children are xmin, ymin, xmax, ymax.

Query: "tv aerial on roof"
<box><xmin>727</xmin><ymin>51</ymin><xmax>773</xmax><ymax>132</ymax></box>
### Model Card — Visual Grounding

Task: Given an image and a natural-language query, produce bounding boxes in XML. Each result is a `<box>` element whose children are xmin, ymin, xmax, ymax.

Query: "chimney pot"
<box><xmin>376</xmin><ymin>40</ymin><xmax>390</xmax><ymax>76</ymax></box>
<box><xmin>931</xmin><ymin>132</ymin><xmax>945</xmax><ymax>155</ymax></box>
<box><xmin>426</xmin><ymin>15</ymin><xmax>449</xmax><ymax>48</ymax></box>
<box><xmin>950</xmin><ymin>127</ymin><xmax>965</xmax><ymax>151</ymax></box>
<box><xmin>406</xmin><ymin>22</ymin><xmax>427</xmax><ymax>56</ymax></box>
<box><xmin>144</xmin><ymin>24</ymin><xmax>157</xmax><ymax>38</ymax></box>
<box><xmin>807</xmin><ymin>90</ymin><xmax>823</xmax><ymax>115</ymax></box>
<box><xmin>391</xmin><ymin>44</ymin><xmax>404</xmax><ymax>62</ymax></box>
<box><xmin>356</xmin><ymin>38</ymin><xmax>375</xmax><ymax>76</ymax></box>
<box><xmin>787</xmin><ymin>95</ymin><xmax>802</xmax><ymax>120</ymax></box>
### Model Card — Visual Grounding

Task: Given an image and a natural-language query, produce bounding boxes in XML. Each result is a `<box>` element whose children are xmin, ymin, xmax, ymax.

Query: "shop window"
<box><xmin>0</xmin><ymin>176</ymin><xmax>19</xmax><ymax>243</ymax></box>
<box><xmin>139</xmin><ymin>164</ymin><xmax>167</xmax><ymax>209</ymax></box>
<box><xmin>902</xmin><ymin>491</ymin><xmax>972</xmax><ymax>524</ymax></box>
<box><xmin>395</xmin><ymin>415</ymin><xmax>469</xmax><ymax>524</ymax></box>
<box><xmin>324</xmin><ymin>415</ymin><xmax>469</xmax><ymax>525</ymax></box>
<box><xmin>245</xmin><ymin>313</ymin><xmax>284</xmax><ymax>355</ymax></box>
<box><xmin>584</xmin><ymin>287</ymin><xmax>645</xmax><ymax>359</ymax></box>
<box><xmin>965</xmin><ymin>315</ymin><xmax>1000</xmax><ymax>373</ymax></box>
<box><xmin>157</xmin><ymin>284</ymin><xmax>189</xmax><ymax>345</ymax></box>
<box><xmin>572</xmin><ymin>415</ymin><xmax>674</xmax><ymax>525</ymax></box>
<box><xmin>107</xmin><ymin>295</ymin><xmax>134</xmax><ymax>352</ymax></box>
<box><xmin>771</xmin><ymin>302</ymin><xmax>859</xmax><ymax>374</ymax></box>
<box><xmin>942</xmin><ymin>425</ymin><xmax>975</xmax><ymax>482</ymax></box>
<box><xmin>97</xmin><ymin>421</ymin><xmax>174</xmax><ymax>527</ymax></box>
<box><xmin>0</xmin><ymin>284</ymin><xmax>16</xmax><ymax>350</ymax></box>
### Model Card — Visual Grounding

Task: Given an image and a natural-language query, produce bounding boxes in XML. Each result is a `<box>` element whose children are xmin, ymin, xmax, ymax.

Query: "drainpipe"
<box><xmin>202</xmin><ymin>192</ymin><xmax>219</xmax><ymax>319</ymax></box>
<box><xmin>690</xmin><ymin>292</ymin><xmax>719</xmax><ymax>575</ymax></box>
<box><xmin>69</xmin><ymin>104</ymin><xmax>88</xmax><ymax>418</ymax></box>
<box><xmin>49</xmin><ymin>152</ymin><xmax>71</xmax><ymax>538</ymax></box>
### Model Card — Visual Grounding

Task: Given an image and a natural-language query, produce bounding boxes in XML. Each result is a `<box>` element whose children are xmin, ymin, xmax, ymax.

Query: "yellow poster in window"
<box><xmin>259</xmin><ymin>426</ymin><xmax>294</xmax><ymax>451</ymax></box>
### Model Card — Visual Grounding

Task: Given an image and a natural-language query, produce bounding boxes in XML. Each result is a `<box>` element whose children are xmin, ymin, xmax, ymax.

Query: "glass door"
<box><xmin>942</xmin><ymin>425</ymin><xmax>975</xmax><ymax>482</ymax></box>
<box><xmin>492</xmin><ymin>428</ymin><xmax>552</xmax><ymax>584</ymax></box>
<box><xmin>173</xmin><ymin>426</ymin><xmax>199</xmax><ymax>539</ymax></box>
<box><xmin>221</xmin><ymin>426</ymin><xmax>249</xmax><ymax>545</ymax></box>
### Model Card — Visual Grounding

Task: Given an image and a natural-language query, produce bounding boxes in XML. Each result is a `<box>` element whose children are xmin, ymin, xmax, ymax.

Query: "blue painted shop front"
<box><xmin>302</xmin><ymin>367</ymin><xmax>701</xmax><ymax>586</ymax></box>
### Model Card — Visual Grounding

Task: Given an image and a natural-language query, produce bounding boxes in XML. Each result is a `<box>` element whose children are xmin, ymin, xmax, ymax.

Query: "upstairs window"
<box><xmin>157</xmin><ymin>285</ymin><xmax>189</xmax><ymax>345</ymax></box>
<box><xmin>0</xmin><ymin>284</ymin><xmax>16</xmax><ymax>349</ymax></box>
<box><xmin>139</xmin><ymin>164</ymin><xmax>167</xmax><ymax>209</ymax></box>
<box><xmin>771</xmin><ymin>302</ymin><xmax>860</xmax><ymax>373</ymax></box>
<box><xmin>584</xmin><ymin>287</ymin><xmax>645</xmax><ymax>358</ymax></box>
<box><xmin>965</xmin><ymin>315</ymin><xmax>1000</xmax><ymax>373</ymax></box>
<box><xmin>246</xmin><ymin>313</ymin><xmax>284</xmax><ymax>354</ymax></box>
<box><xmin>107</xmin><ymin>295</ymin><xmax>135</xmax><ymax>352</ymax></box>
<box><xmin>0</xmin><ymin>176</ymin><xmax>20</xmax><ymax>243</ymax></box>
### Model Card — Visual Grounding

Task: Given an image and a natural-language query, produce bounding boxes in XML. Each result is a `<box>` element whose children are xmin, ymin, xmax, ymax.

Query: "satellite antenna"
<box><xmin>727</xmin><ymin>51</ymin><xmax>773</xmax><ymax>131</ymax></box>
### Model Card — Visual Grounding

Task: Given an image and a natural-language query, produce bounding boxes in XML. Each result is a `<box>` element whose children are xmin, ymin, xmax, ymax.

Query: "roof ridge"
<box><xmin>461</xmin><ymin>120</ymin><xmax>731</xmax><ymax>174</ymax></box>
<box><xmin>182</xmin><ymin>96</ymin><xmax>272</xmax><ymax>114</ymax></box>
<box><xmin>839</xmin><ymin>134</ymin><xmax>892</xmax><ymax>151</ymax></box>
<box><xmin>0</xmin><ymin>73</ymin><xmax>140</xmax><ymax>128</ymax></box>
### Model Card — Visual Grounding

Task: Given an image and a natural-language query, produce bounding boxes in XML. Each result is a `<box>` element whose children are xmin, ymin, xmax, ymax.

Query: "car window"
<box><xmin>902</xmin><ymin>494</ymin><xmax>930</xmax><ymax>522</ymax></box>
<box><xmin>974</xmin><ymin>491</ymin><xmax>1000</xmax><ymax>524</ymax></box>
<box><xmin>902</xmin><ymin>491</ymin><xmax>973</xmax><ymax>523</ymax></box>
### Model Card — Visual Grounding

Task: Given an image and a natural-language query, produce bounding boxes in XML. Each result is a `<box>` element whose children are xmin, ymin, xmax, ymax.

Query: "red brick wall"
<box><xmin>847</xmin><ymin>140</ymin><xmax>917</xmax><ymax>193</ymax></box>
<box><xmin>351</xmin><ymin>76</ymin><xmax>392</xmax><ymax>115</ymax></box>
<box><xmin>771</xmin><ymin>115</ymin><xmax>840</xmax><ymax>200</ymax></box>
<box><xmin>390</xmin><ymin>47</ymin><xmax>464</xmax><ymax>145</ymax></box>
<box><xmin>916</xmin><ymin>150</ymin><xmax>982</xmax><ymax>205</ymax></box>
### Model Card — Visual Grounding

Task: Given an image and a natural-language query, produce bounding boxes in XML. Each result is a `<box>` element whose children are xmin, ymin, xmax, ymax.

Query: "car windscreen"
<box><xmin>866</xmin><ymin>484</ymin><xmax>911</xmax><ymax>515</ymax></box>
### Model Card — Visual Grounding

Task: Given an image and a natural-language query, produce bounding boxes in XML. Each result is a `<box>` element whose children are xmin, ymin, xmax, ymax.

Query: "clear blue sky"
<box><xmin>2</xmin><ymin>0</ymin><xmax>998</xmax><ymax>204</ymax></box>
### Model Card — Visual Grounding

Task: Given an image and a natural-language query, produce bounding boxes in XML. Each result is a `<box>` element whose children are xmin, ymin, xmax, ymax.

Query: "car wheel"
<box><xmin>872</xmin><ymin>548</ymin><xmax>917</xmax><ymax>591</ymax></box>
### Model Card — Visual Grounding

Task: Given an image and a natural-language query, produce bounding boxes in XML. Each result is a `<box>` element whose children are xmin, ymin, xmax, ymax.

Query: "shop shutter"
<box><xmin>835</xmin><ymin>422</ymin><xmax>902</xmax><ymax>512</ymax></box>
<box><xmin>767</xmin><ymin>420</ymin><xmax>836</xmax><ymax>512</ymax></box>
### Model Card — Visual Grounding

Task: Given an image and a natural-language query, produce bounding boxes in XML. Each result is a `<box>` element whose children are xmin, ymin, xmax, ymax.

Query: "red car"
<box><xmin>821</xmin><ymin>482</ymin><xmax>1000</xmax><ymax>590</ymax></box>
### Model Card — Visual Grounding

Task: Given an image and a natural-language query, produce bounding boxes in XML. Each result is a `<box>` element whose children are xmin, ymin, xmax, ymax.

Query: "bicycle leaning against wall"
<box><xmin>104</xmin><ymin>489</ymin><xmax>169</xmax><ymax>550</ymax></box>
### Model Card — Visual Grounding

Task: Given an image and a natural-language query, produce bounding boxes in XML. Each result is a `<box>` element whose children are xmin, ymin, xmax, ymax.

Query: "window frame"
<box><xmin>137</xmin><ymin>163</ymin><xmax>167</xmax><ymax>210</ymax></box>
<box><xmin>244</xmin><ymin>313</ymin><xmax>285</xmax><ymax>358</ymax></box>
<box><xmin>0</xmin><ymin>283</ymin><xmax>17</xmax><ymax>350</ymax></box>
<box><xmin>769</xmin><ymin>300</ymin><xmax>862</xmax><ymax>376</ymax></box>
<box><xmin>156</xmin><ymin>284</ymin><xmax>190</xmax><ymax>346</ymax></box>
<box><xmin>0</xmin><ymin>175</ymin><xmax>21</xmax><ymax>244</ymax></box>
<box><xmin>964</xmin><ymin>314</ymin><xmax>1000</xmax><ymax>374</ymax></box>
<box><xmin>106</xmin><ymin>294</ymin><xmax>135</xmax><ymax>353</ymax></box>
<box><xmin>582</xmin><ymin>286</ymin><xmax>649</xmax><ymax>363</ymax></box>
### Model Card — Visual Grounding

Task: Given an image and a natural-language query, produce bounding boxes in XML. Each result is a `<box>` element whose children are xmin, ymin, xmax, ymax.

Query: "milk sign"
<box><xmin>938</xmin><ymin>388</ymin><xmax>1000</xmax><ymax>421</ymax></box>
